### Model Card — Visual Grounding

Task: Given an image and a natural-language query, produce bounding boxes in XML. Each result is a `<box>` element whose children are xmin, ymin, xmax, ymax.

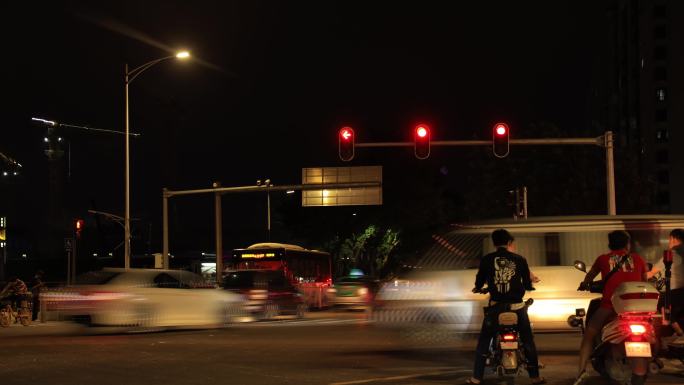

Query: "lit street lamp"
<box><xmin>124</xmin><ymin>50</ymin><xmax>190</xmax><ymax>269</ymax></box>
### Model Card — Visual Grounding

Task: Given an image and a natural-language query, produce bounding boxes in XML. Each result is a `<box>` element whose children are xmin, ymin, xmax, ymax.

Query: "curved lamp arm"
<box><xmin>126</xmin><ymin>55</ymin><xmax>175</xmax><ymax>84</ymax></box>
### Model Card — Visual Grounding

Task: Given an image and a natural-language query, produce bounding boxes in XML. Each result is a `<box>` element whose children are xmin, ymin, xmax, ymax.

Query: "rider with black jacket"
<box><xmin>466</xmin><ymin>229</ymin><xmax>544</xmax><ymax>385</ymax></box>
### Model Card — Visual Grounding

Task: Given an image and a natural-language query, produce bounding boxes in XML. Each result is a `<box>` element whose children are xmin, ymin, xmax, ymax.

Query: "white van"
<box><xmin>372</xmin><ymin>215</ymin><xmax>684</xmax><ymax>332</ymax></box>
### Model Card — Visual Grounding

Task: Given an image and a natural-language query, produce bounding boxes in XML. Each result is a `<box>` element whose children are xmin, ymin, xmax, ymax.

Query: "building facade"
<box><xmin>592</xmin><ymin>0</ymin><xmax>683</xmax><ymax>213</ymax></box>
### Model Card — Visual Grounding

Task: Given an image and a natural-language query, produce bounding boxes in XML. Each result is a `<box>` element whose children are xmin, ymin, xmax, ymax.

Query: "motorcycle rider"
<box><xmin>647</xmin><ymin>228</ymin><xmax>684</xmax><ymax>339</ymax></box>
<box><xmin>466</xmin><ymin>229</ymin><xmax>545</xmax><ymax>385</ymax></box>
<box><xmin>574</xmin><ymin>230</ymin><xmax>648</xmax><ymax>385</ymax></box>
<box><xmin>1</xmin><ymin>276</ymin><xmax>29</xmax><ymax>322</ymax></box>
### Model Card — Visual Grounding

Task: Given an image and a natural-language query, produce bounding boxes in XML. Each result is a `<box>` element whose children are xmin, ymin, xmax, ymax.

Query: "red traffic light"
<box><xmin>340</xmin><ymin>128</ymin><xmax>353</xmax><ymax>141</ymax></box>
<box><xmin>495</xmin><ymin>124</ymin><xmax>507</xmax><ymax>136</ymax></box>
<box><xmin>492</xmin><ymin>122</ymin><xmax>510</xmax><ymax>158</ymax></box>
<box><xmin>414</xmin><ymin>124</ymin><xmax>431</xmax><ymax>160</ymax></box>
<box><xmin>338</xmin><ymin>126</ymin><xmax>355</xmax><ymax>161</ymax></box>
<box><xmin>75</xmin><ymin>218</ymin><xmax>84</xmax><ymax>239</ymax></box>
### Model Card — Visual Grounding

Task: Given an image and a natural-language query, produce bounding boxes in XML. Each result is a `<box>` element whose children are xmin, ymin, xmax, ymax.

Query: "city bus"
<box><xmin>373</xmin><ymin>215</ymin><xmax>684</xmax><ymax>333</ymax></box>
<box><xmin>228</xmin><ymin>243</ymin><xmax>332</xmax><ymax>309</ymax></box>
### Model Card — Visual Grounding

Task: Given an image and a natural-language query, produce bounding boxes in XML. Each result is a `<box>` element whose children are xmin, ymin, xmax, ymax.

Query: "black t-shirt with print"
<box><xmin>474</xmin><ymin>247</ymin><xmax>534</xmax><ymax>303</ymax></box>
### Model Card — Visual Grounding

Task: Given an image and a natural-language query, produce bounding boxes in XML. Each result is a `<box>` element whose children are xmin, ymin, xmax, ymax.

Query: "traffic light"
<box><xmin>413</xmin><ymin>124</ymin><xmax>431</xmax><ymax>160</ymax></box>
<box><xmin>492</xmin><ymin>122</ymin><xmax>510</xmax><ymax>158</ymax></box>
<box><xmin>338</xmin><ymin>126</ymin><xmax>355</xmax><ymax>161</ymax></box>
<box><xmin>74</xmin><ymin>218</ymin><xmax>84</xmax><ymax>239</ymax></box>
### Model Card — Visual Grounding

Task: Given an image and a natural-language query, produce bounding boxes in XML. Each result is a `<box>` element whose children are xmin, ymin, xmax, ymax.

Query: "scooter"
<box><xmin>474</xmin><ymin>287</ymin><xmax>535</xmax><ymax>376</ymax></box>
<box><xmin>0</xmin><ymin>293</ymin><xmax>33</xmax><ymax>327</ymax></box>
<box><xmin>568</xmin><ymin>261</ymin><xmax>660</xmax><ymax>384</ymax></box>
<box><xmin>653</xmin><ymin>249</ymin><xmax>684</xmax><ymax>366</ymax></box>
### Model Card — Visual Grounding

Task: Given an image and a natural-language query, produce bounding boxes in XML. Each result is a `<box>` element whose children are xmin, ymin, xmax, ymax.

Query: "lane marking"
<box><xmin>242</xmin><ymin>318</ymin><xmax>366</xmax><ymax>327</ymax></box>
<box><xmin>329</xmin><ymin>369</ymin><xmax>470</xmax><ymax>385</ymax></box>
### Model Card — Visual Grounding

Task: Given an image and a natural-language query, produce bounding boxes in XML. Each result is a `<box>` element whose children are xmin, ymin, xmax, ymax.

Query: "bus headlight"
<box><xmin>357</xmin><ymin>287</ymin><xmax>369</xmax><ymax>296</ymax></box>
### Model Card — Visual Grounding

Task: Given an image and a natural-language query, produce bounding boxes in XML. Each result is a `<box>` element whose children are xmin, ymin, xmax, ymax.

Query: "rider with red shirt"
<box><xmin>593</xmin><ymin>249</ymin><xmax>647</xmax><ymax>310</ymax></box>
<box><xmin>574</xmin><ymin>230</ymin><xmax>648</xmax><ymax>385</ymax></box>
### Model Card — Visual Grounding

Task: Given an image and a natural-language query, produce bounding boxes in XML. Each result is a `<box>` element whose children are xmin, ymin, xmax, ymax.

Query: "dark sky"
<box><xmin>5</xmin><ymin>1</ymin><xmax>605</xmax><ymax>256</ymax></box>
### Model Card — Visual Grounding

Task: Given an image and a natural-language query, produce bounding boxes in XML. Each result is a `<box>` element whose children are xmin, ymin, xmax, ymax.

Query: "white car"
<box><xmin>43</xmin><ymin>268</ymin><xmax>245</xmax><ymax>329</ymax></box>
<box><xmin>372</xmin><ymin>266</ymin><xmax>597</xmax><ymax>332</ymax></box>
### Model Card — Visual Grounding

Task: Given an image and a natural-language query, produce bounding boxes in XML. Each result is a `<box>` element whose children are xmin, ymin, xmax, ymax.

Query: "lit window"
<box><xmin>656</xmin><ymin>88</ymin><xmax>666</xmax><ymax>102</ymax></box>
<box><xmin>656</xmin><ymin>129</ymin><xmax>669</xmax><ymax>142</ymax></box>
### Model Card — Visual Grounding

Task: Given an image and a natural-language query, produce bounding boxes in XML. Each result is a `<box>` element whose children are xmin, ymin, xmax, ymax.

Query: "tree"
<box><xmin>324</xmin><ymin>225</ymin><xmax>401</xmax><ymax>278</ymax></box>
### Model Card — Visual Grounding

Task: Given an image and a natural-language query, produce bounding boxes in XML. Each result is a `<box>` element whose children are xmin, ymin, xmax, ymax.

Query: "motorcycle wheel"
<box><xmin>631</xmin><ymin>374</ymin><xmax>647</xmax><ymax>385</ymax></box>
<box><xmin>591</xmin><ymin>356</ymin><xmax>608</xmax><ymax>378</ymax></box>
<box><xmin>648</xmin><ymin>359</ymin><xmax>662</xmax><ymax>375</ymax></box>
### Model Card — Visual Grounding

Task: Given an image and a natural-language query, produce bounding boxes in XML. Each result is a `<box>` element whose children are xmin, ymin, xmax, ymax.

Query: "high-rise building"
<box><xmin>591</xmin><ymin>0</ymin><xmax>683</xmax><ymax>213</ymax></box>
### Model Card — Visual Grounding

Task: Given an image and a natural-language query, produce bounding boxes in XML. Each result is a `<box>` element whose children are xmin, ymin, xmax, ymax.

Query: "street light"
<box><xmin>124</xmin><ymin>50</ymin><xmax>190</xmax><ymax>269</ymax></box>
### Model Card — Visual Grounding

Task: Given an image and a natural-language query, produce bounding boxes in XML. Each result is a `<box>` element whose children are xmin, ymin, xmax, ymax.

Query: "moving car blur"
<box><xmin>222</xmin><ymin>269</ymin><xmax>306</xmax><ymax>320</ymax></box>
<box><xmin>42</xmin><ymin>268</ymin><xmax>244</xmax><ymax>329</ymax></box>
<box><xmin>327</xmin><ymin>273</ymin><xmax>380</xmax><ymax>310</ymax></box>
<box><xmin>372</xmin><ymin>266</ymin><xmax>596</xmax><ymax>332</ymax></box>
<box><xmin>371</xmin><ymin>216</ymin><xmax>684</xmax><ymax>335</ymax></box>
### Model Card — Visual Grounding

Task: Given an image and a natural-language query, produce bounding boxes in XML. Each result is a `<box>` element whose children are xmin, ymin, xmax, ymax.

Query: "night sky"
<box><xmin>5</xmin><ymin>1</ymin><xmax>608</xmax><ymax>261</ymax></box>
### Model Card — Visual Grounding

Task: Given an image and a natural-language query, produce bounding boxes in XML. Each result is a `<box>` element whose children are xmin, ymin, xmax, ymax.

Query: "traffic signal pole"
<box><xmin>604</xmin><ymin>132</ymin><xmax>616</xmax><ymax>216</ymax></box>
<box><xmin>355</xmin><ymin>132</ymin><xmax>616</xmax><ymax>215</ymax></box>
<box><xmin>213</xmin><ymin>182</ymin><xmax>223</xmax><ymax>279</ymax></box>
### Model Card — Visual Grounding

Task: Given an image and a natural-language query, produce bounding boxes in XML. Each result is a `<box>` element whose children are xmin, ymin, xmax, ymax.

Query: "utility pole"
<box><xmin>510</xmin><ymin>186</ymin><xmax>528</xmax><ymax>220</ymax></box>
<box><xmin>213</xmin><ymin>182</ymin><xmax>223</xmax><ymax>284</ymax></box>
<box><xmin>604</xmin><ymin>131</ymin><xmax>616</xmax><ymax>215</ymax></box>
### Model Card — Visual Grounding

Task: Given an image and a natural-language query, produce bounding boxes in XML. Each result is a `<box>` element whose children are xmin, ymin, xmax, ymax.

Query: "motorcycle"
<box><xmin>474</xmin><ymin>287</ymin><xmax>536</xmax><ymax>376</ymax></box>
<box><xmin>653</xmin><ymin>249</ymin><xmax>684</xmax><ymax>366</ymax></box>
<box><xmin>568</xmin><ymin>260</ymin><xmax>661</xmax><ymax>384</ymax></box>
<box><xmin>0</xmin><ymin>293</ymin><xmax>33</xmax><ymax>328</ymax></box>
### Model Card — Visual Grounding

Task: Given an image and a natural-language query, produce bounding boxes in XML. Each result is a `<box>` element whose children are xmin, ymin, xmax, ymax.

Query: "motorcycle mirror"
<box><xmin>573</xmin><ymin>260</ymin><xmax>587</xmax><ymax>273</ymax></box>
<box><xmin>567</xmin><ymin>315</ymin><xmax>583</xmax><ymax>328</ymax></box>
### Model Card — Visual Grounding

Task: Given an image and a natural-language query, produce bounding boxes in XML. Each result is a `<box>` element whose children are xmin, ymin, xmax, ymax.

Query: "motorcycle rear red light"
<box><xmin>629</xmin><ymin>324</ymin><xmax>646</xmax><ymax>335</ymax></box>
<box><xmin>502</xmin><ymin>334</ymin><xmax>516</xmax><ymax>341</ymax></box>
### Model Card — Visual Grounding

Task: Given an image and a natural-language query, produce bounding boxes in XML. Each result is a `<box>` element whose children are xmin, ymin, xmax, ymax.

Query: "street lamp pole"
<box><xmin>124</xmin><ymin>51</ymin><xmax>190</xmax><ymax>270</ymax></box>
<box><xmin>124</xmin><ymin>63</ymin><xmax>131</xmax><ymax>269</ymax></box>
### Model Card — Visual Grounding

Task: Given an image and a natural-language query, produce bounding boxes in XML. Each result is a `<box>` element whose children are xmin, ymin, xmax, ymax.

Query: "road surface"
<box><xmin>1</xmin><ymin>313</ymin><xmax>682</xmax><ymax>385</ymax></box>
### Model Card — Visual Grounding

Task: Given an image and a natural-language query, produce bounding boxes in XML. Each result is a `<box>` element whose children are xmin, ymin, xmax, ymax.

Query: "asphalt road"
<box><xmin>1</xmin><ymin>315</ymin><xmax>683</xmax><ymax>385</ymax></box>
